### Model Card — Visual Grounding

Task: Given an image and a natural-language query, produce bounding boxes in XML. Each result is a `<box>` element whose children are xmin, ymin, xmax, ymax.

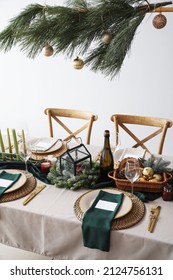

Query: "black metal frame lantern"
<box><xmin>59</xmin><ymin>138</ymin><xmax>92</xmax><ymax>176</ymax></box>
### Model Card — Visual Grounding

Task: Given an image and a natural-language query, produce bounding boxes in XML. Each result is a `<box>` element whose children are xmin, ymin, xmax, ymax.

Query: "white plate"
<box><xmin>31</xmin><ymin>138</ymin><xmax>63</xmax><ymax>154</ymax></box>
<box><xmin>79</xmin><ymin>188</ymin><xmax>132</xmax><ymax>219</ymax></box>
<box><xmin>1</xmin><ymin>169</ymin><xmax>27</xmax><ymax>193</ymax></box>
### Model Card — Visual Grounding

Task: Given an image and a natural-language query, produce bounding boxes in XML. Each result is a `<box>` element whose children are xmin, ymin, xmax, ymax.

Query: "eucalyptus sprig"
<box><xmin>47</xmin><ymin>160</ymin><xmax>100</xmax><ymax>190</ymax></box>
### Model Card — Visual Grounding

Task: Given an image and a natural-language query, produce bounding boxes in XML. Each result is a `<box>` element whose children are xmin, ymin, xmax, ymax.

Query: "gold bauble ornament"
<box><xmin>73</xmin><ymin>56</ymin><xmax>84</xmax><ymax>70</ymax></box>
<box><xmin>152</xmin><ymin>14</ymin><xmax>167</xmax><ymax>29</ymax></box>
<box><xmin>149</xmin><ymin>178</ymin><xmax>159</xmax><ymax>183</ymax></box>
<box><xmin>101</xmin><ymin>32</ymin><xmax>112</xmax><ymax>44</ymax></box>
<box><xmin>142</xmin><ymin>167</ymin><xmax>154</xmax><ymax>180</ymax></box>
<box><xmin>42</xmin><ymin>44</ymin><xmax>54</xmax><ymax>57</ymax></box>
<box><xmin>152</xmin><ymin>174</ymin><xmax>162</xmax><ymax>181</ymax></box>
<box><xmin>138</xmin><ymin>177</ymin><xmax>146</xmax><ymax>182</ymax></box>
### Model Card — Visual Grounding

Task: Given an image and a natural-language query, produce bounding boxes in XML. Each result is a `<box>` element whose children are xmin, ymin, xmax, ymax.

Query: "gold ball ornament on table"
<box><xmin>152</xmin><ymin>14</ymin><xmax>167</xmax><ymax>29</ymax></box>
<box><xmin>152</xmin><ymin>174</ymin><xmax>162</xmax><ymax>181</ymax></box>
<box><xmin>42</xmin><ymin>44</ymin><xmax>54</xmax><ymax>57</ymax></box>
<box><xmin>142</xmin><ymin>167</ymin><xmax>154</xmax><ymax>180</ymax></box>
<box><xmin>73</xmin><ymin>57</ymin><xmax>84</xmax><ymax>70</ymax></box>
<box><xmin>149</xmin><ymin>174</ymin><xmax>162</xmax><ymax>182</ymax></box>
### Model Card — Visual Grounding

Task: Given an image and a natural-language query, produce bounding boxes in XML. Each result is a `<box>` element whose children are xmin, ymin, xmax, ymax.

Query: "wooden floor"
<box><xmin>0</xmin><ymin>244</ymin><xmax>51</xmax><ymax>260</ymax></box>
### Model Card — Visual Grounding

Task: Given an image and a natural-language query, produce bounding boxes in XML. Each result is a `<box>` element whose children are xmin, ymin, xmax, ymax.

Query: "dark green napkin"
<box><xmin>89</xmin><ymin>179</ymin><xmax>116</xmax><ymax>189</ymax></box>
<box><xmin>82</xmin><ymin>190</ymin><xmax>124</xmax><ymax>251</ymax></box>
<box><xmin>0</xmin><ymin>170</ymin><xmax>21</xmax><ymax>196</ymax></box>
<box><xmin>0</xmin><ymin>160</ymin><xmax>49</xmax><ymax>184</ymax></box>
<box><xmin>134</xmin><ymin>191</ymin><xmax>162</xmax><ymax>202</ymax></box>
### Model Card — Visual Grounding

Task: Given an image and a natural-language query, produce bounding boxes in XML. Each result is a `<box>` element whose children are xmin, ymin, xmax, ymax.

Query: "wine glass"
<box><xmin>124</xmin><ymin>159</ymin><xmax>140</xmax><ymax>199</ymax></box>
<box><xmin>19</xmin><ymin>141</ymin><xmax>32</xmax><ymax>178</ymax></box>
<box><xmin>110</xmin><ymin>132</ymin><xmax>121</xmax><ymax>169</ymax></box>
<box><xmin>17</xmin><ymin>123</ymin><xmax>29</xmax><ymax>142</ymax></box>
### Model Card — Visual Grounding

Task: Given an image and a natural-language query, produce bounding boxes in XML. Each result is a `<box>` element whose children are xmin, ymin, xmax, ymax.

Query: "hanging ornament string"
<box><xmin>100</xmin><ymin>13</ymin><xmax>113</xmax><ymax>45</ymax></box>
<box><xmin>42</xmin><ymin>5</ymin><xmax>54</xmax><ymax>57</ymax></box>
<box><xmin>146</xmin><ymin>2</ymin><xmax>156</xmax><ymax>23</ymax></box>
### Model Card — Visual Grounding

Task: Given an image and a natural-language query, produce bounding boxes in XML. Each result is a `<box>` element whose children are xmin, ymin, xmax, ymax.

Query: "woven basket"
<box><xmin>108</xmin><ymin>169</ymin><xmax>172</xmax><ymax>193</ymax></box>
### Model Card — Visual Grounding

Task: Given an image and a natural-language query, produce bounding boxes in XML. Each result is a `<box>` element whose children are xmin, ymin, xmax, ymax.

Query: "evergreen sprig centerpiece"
<box><xmin>0</xmin><ymin>0</ymin><xmax>172</xmax><ymax>79</ymax></box>
<box><xmin>141</xmin><ymin>154</ymin><xmax>172</xmax><ymax>174</ymax></box>
<box><xmin>47</xmin><ymin>159</ymin><xmax>100</xmax><ymax>190</ymax></box>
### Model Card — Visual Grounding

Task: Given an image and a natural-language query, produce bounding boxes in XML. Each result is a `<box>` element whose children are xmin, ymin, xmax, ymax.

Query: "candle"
<box><xmin>0</xmin><ymin>130</ymin><xmax>5</xmax><ymax>160</ymax></box>
<box><xmin>12</xmin><ymin>128</ymin><xmax>20</xmax><ymax>160</ymax></box>
<box><xmin>40</xmin><ymin>161</ymin><xmax>51</xmax><ymax>175</ymax></box>
<box><xmin>22</xmin><ymin>129</ymin><xmax>27</xmax><ymax>154</ymax></box>
<box><xmin>7</xmin><ymin>128</ymin><xmax>13</xmax><ymax>159</ymax></box>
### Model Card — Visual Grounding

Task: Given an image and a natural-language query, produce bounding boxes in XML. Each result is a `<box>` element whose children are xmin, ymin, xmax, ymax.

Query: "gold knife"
<box><xmin>23</xmin><ymin>185</ymin><xmax>46</xmax><ymax>205</ymax></box>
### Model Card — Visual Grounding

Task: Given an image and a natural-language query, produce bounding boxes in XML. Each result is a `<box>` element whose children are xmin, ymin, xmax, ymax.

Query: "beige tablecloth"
<box><xmin>0</xmin><ymin>146</ymin><xmax>173</xmax><ymax>260</ymax></box>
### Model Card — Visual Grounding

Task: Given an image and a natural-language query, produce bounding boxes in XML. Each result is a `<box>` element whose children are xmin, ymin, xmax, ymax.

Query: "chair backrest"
<box><xmin>44</xmin><ymin>108</ymin><xmax>98</xmax><ymax>144</ymax></box>
<box><xmin>110</xmin><ymin>114</ymin><xmax>172</xmax><ymax>154</ymax></box>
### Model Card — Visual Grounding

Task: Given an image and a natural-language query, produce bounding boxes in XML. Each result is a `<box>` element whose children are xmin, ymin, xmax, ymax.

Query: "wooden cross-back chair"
<box><xmin>110</xmin><ymin>114</ymin><xmax>172</xmax><ymax>154</ymax></box>
<box><xmin>44</xmin><ymin>108</ymin><xmax>98</xmax><ymax>144</ymax></box>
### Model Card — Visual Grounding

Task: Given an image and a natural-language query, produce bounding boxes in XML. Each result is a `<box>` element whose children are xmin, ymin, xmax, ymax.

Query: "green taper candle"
<box><xmin>0</xmin><ymin>130</ymin><xmax>6</xmax><ymax>160</ymax></box>
<box><xmin>12</xmin><ymin>128</ymin><xmax>20</xmax><ymax>160</ymax></box>
<box><xmin>22</xmin><ymin>129</ymin><xmax>27</xmax><ymax>154</ymax></box>
<box><xmin>7</xmin><ymin>128</ymin><xmax>13</xmax><ymax>159</ymax></box>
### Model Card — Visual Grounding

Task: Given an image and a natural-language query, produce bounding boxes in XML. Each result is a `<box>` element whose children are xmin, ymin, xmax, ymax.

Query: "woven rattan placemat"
<box><xmin>31</xmin><ymin>141</ymin><xmax>67</xmax><ymax>160</ymax></box>
<box><xmin>0</xmin><ymin>174</ymin><xmax>36</xmax><ymax>203</ymax></box>
<box><xmin>74</xmin><ymin>189</ymin><xmax>145</xmax><ymax>230</ymax></box>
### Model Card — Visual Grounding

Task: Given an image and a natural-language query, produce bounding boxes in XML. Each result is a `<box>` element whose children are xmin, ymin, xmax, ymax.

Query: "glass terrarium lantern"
<box><xmin>59</xmin><ymin>139</ymin><xmax>92</xmax><ymax>176</ymax></box>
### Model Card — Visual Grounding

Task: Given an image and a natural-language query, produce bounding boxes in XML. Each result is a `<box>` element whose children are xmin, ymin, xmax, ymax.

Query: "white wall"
<box><xmin>1</xmin><ymin>0</ymin><xmax>173</xmax><ymax>155</ymax></box>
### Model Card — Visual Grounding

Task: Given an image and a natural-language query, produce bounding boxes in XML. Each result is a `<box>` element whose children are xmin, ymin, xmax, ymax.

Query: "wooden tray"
<box><xmin>108</xmin><ymin>169</ymin><xmax>172</xmax><ymax>193</ymax></box>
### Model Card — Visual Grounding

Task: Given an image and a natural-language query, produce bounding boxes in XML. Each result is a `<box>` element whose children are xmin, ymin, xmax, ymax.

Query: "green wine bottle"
<box><xmin>100</xmin><ymin>130</ymin><xmax>113</xmax><ymax>181</ymax></box>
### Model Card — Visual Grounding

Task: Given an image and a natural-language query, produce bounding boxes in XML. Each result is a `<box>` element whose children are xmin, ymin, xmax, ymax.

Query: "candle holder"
<box><xmin>59</xmin><ymin>138</ymin><xmax>92</xmax><ymax>176</ymax></box>
<box><xmin>162</xmin><ymin>183</ymin><xmax>173</xmax><ymax>201</ymax></box>
<box><xmin>40</xmin><ymin>160</ymin><xmax>51</xmax><ymax>175</ymax></box>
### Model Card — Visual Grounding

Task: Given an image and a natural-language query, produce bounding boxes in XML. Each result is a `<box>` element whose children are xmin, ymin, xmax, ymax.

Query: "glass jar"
<box><xmin>162</xmin><ymin>183</ymin><xmax>173</xmax><ymax>201</ymax></box>
<box><xmin>40</xmin><ymin>160</ymin><xmax>51</xmax><ymax>175</ymax></box>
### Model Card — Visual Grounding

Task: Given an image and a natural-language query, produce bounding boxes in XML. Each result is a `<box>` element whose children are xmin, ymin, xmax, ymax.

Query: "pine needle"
<box><xmin>0</xmin><ymin>0</ymin><xmax>172</xmax><ymax>78</ymax></box>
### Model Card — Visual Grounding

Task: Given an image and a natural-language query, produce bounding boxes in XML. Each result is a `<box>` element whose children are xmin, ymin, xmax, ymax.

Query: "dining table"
<box><xmin>0</xmin><ymin>143</ymin><xmax>173</xmax><ymax>260</ymax></box>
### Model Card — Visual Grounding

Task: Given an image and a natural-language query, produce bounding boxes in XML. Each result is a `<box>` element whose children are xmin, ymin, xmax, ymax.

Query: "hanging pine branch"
<box><xmin>0</xmin><ymin>0</ymin><xmax>172</xmax><ymax>78</ymax></box>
